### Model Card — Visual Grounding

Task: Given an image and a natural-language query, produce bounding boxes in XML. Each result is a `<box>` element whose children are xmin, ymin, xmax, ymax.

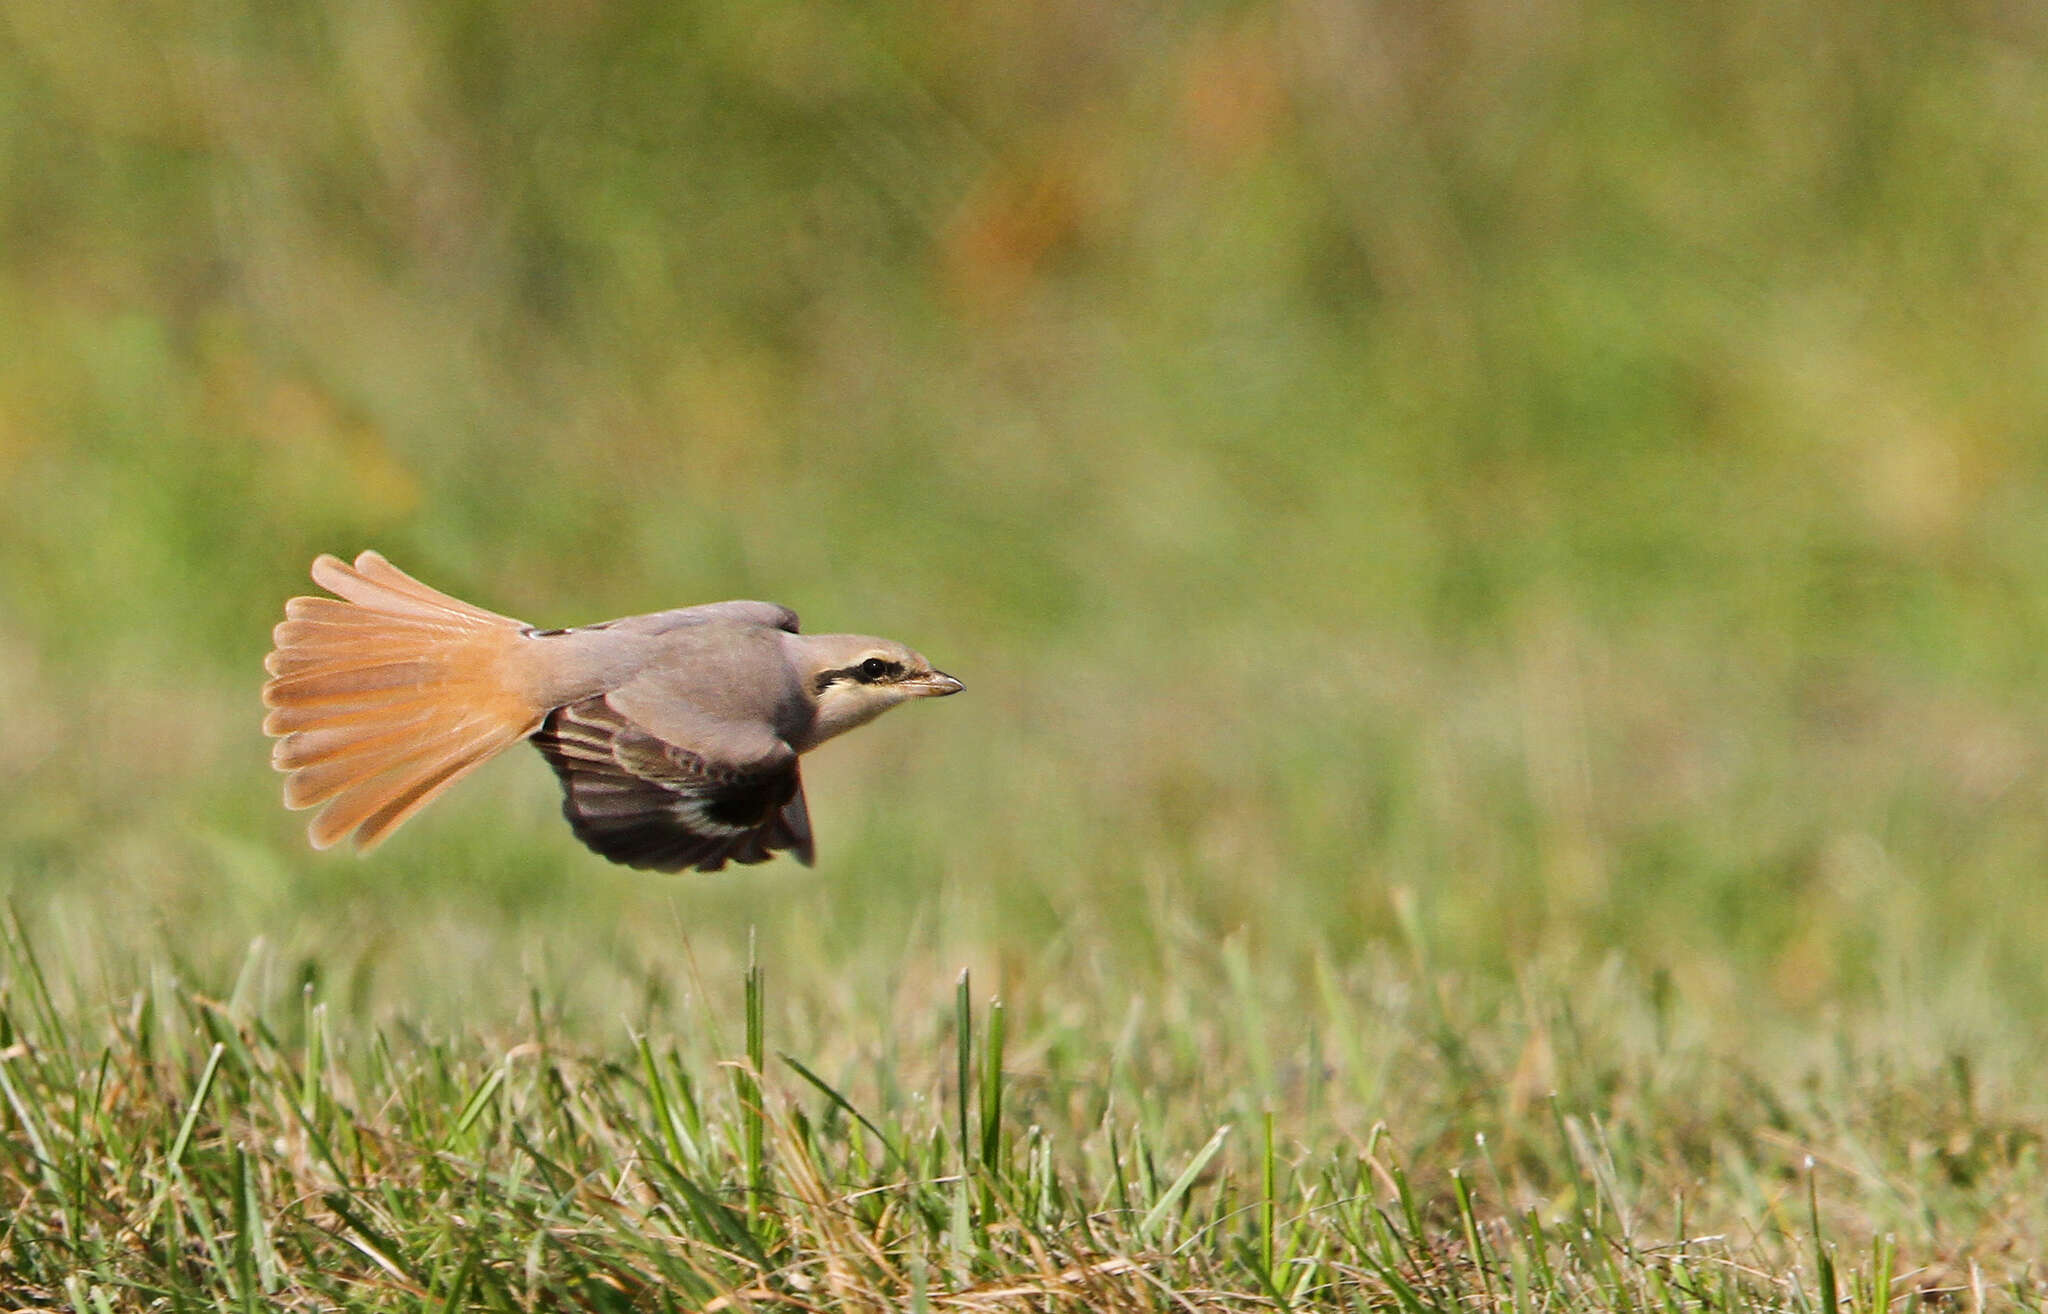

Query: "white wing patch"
<box><xmin>529</xmin><ymin>695</ymin><xmax>813</xmax><ymax>872</ymax></box>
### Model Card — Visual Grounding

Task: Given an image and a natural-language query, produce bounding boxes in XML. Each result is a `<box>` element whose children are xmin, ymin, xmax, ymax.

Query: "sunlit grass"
<box><xmin>4</xmin><ymin>902</ymin><xmax>2046</xmax><ymax>1308</ymax></box>
<box><xmin>2</xmin><ymin>907</ymin><xmax>2041</xmax><ymax>1309</ymax></box>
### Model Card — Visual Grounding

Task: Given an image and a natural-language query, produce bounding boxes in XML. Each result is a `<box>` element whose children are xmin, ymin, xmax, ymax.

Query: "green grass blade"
<box><xmin>737</xmin><ymin>931</ymin><xmax>766</xmax><ymax>1216</ymax></box>
<box><xmin>1262</xmin><ymin>1109</ymin><xmax>1277</xmax><ymax>1277</ymax></box>
<box><xmin>781</xmin><ymin>1050</ymin><xmax>906</xmax><ymax>1173</ymax></box>
<box><xmin>167</xmin><ymin>1042</ymin><xmax>227</xmax><ymax>1174</ymax></box>
<box><xmin>1454</xmin><ymin>1168</ymin><xmax>1494</xmax><ymax>1308</ymax></box>
<box><xmin>446</xmin><ymin>1062</ymin><xmax>506</xmax><ymax>1148</ymax></box>
<box><xmin>954</xmin><ymin>969</ymin><xmax>972</xmax><ymax>1173</ymax></box>
<box><xmin>979</xmin><ymin>994</ymin><xmax>1005</xmax><ymax>1172</ymax></box>
<box><xmin>1139</xmin><ymin>1123</ymin><xmax>1231</xmax><ymax>1247</ymax></box>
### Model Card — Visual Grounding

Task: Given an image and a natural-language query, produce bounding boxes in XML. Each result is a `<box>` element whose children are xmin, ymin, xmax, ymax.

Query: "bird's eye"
<box><xmin>859</xmin><ymin>657</ymin><xmax>891</xmax><ymax>680</ymax></box>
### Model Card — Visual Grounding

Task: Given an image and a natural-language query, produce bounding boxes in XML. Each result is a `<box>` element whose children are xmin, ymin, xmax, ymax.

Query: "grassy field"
<box><xmin>6</xmin><ymin>0</ymin><xmax>2048</xmax><ymax>1306</ymax></box>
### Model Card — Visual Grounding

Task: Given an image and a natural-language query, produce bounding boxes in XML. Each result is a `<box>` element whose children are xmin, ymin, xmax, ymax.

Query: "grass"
<box><xmin>8</xmin><ymin>0</ymin><xmax>2048</xmax><ymax>1306</ymax></box>
<box><xmin>3</xmin><ymin>904</ymin><xmax>2044</xmax><ymax>1308</ymax></box>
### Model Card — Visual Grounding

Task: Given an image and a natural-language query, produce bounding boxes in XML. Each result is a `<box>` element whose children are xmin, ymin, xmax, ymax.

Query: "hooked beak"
<box><xmin>910</xmin><ymin>670</ymin><xmax>964</xmax><ymax>697</ymax></box>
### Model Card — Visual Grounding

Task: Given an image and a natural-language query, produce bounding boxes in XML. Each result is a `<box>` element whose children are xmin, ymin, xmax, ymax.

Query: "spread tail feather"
<box><xmin>263</xmin><ymin>551</ymin><xmax>547</xmax><ymax>851</ymax></box>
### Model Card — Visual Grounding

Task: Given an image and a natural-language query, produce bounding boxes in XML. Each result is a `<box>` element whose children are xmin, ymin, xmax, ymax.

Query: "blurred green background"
<box><xmin>4</xmin><ymin>0</ymin><xmax>2048</xmax><ymax>1049</ymax></box>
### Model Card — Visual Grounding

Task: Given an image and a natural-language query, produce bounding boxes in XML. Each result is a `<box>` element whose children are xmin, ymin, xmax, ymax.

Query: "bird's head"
<box><xmin>798</xmin><ymin>634</ymin><xmax>963</xmax><ymax>746</ymax></box>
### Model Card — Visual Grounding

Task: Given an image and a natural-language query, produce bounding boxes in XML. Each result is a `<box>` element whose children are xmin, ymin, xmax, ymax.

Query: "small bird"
<box><xmin>261</xmin><ymin>551</ymin><xmax>962</xmax><ymax>871</ymax></box>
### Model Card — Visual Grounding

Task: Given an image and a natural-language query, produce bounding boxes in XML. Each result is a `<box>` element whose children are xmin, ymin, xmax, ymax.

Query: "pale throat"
<box><xmin>808</xmin><ymin>688</ymin><xmax>902</xmax><ymax>746</ymax></box>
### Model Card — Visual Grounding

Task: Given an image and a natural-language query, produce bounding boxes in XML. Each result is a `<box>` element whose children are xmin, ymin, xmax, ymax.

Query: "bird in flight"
<box><xmin>262</xmin><ymin>551</ymin><xmax>962</xmax><ymax>872</ymax></box>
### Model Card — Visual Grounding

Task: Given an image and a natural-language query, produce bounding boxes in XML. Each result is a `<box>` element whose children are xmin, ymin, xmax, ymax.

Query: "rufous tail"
<box><xmin>262</xmin><ymin>551</ymin><xmax>547</xmax><ymax>852</ymax></box>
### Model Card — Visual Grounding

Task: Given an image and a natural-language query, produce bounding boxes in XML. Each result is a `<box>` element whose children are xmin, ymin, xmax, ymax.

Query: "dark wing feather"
<box><xmin>531</xmin><ymin>695</ymin><xmax>814</xmax><ymax>872</ymax></box>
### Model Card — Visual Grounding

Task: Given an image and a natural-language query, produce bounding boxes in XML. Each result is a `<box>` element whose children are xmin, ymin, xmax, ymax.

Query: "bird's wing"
<box><xmin>686</xmin><ymin>601</ymin><xmax>800</xmax><ymax>633</ymax></box>
<box><xmin>530</xmin><ymin>693</ymin><xmax>814</xmax><ymax>872</ymax></box>
<box><xmin>581</xmin><ymin>600</ymin><xmax>801</xmax><ymax>637</ymax></box>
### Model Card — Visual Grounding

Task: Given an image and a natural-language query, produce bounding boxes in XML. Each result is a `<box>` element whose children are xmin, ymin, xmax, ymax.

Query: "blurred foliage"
<box><xmin>4</xmin><ymin>0</ymin><xmax>2048</xmax><ymax>1050</ymax></box>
